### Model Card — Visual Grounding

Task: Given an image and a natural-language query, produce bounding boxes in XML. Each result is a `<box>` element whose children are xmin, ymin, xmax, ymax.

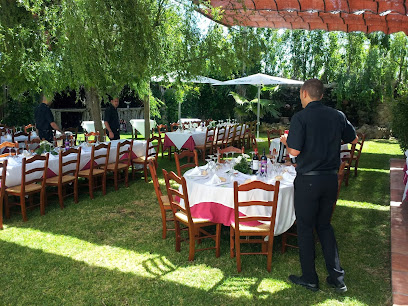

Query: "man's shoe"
<box><xmin>326</xmin><ymin>276</ymin><xmax>347</xmax><ymax>293</ymax></box>
<box><xmin>289</xmin><ymin>275</ymin><xmax>319</xmax><ymax>292</ymax></box>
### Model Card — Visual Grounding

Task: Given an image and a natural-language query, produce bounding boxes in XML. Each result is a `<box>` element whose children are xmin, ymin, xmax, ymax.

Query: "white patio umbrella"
<box><xmin>215</xmin><ymin>73</ymin><xmax>303</xmax><ymax>138</ymax></box>
<box><xmin>151</xmin><ymin>73</ymin><xmax>221</xmax><ymax>121</ymax></box>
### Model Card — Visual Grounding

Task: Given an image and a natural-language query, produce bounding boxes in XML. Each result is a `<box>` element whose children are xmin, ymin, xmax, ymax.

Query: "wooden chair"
<box><xmin>11</xmin><ymin>131</ymin><xmax>28</xmax><ymax>152</ymax></box>
<box><xmin>0</xmin><ymin>141</ymin><xmax>19</xmax><ymax>156</ymax></box>
<box><xmin>163</xmin><ymin>169</ymin><xmax>221</xmax><ymax>261</ymax></box>
<box><xmin>267</xmin><ymin>129</ymin><xmax>283</xmax><ymax>150</ymax></box>
<box><xmin>78</xmin><ymin>142</ymin><xmax>111</xmax><ymax>199</ymax></box>
<box><xmin>230</xmin><ymin>180</ymin><xmax>280</xmax><ymax>272</ymax></box>
<box><xmin>251</xmin><ymin>133</ymin><xmax>258</xmax><ymax>152</ymax></box>
<box><xmin>213</xmin><ymin>126</ymin><xmax>226</xmax><ymax>151</ymax></box>
<box><xmin>348</xmin><ymin>133</ymin><xmax>366</xmax><ymax>178</ymax></box>
<box><xmin>45</xmin><ymin>147</ymin><xmax>81</xmax><ymax>209</ymax></box>
<box><xmin>247</xmin><ymin>120</ymin><xmax>257</xmax><ymax>145</ymax></box>
<box><xmin>157</xmin><ymin>124</ymin><xmax>168</xmax><ymax>158</ymax></box>
<box><xmin>85</xmin><ymin>132</ymin><xmax>100</xmax><ymax>143</ymax></box>
<box><xmin>195</xmin><ymin>127</ymin><xmax>214</xmax><ymax>161</ymax></box>
<box><xmin>217</xmin><ymin>146</ymin><xmax>244</xmax><ymax>163</ymax></box>
<box><xmin>281</xmin><ymin>161</ymin><xmax>348</xmax><ymax>253</ymax></box>
<box><xmin>0</xmin><ymin>160</ymin><xmax>7</xmax><ymax>230</ymax></box>
<box><xmin>25</xmin><ymin>138</ymin><xmax>41</xmax><ymax>152</ymax></box>
<box><xmin>241</xmin><ymin>124</ymin><xmax>251</xmax><ymax>149</ymax></box>
<box><xmin>174</xmin><ymin>149</ymin><xmax>199</xmax><ymax>177</ymax></box>
<box><xmin>64</xmin><ymin>127</ymin><xmax>78</xmax><ymax>146</ymax></box>
<box><xmin>234</xmin><ymin>123</ymin><xmax>244</xmax><ymax>147</ymax></box>
<box><xmin>107</xmin><ymin>140</ymin><xmax>131</xmax><ymax>190</ymax></box>
<box><xmin>148</xmin><ymin>160</ymin><xmax>174</xmax><ymax>239</ymax></box>
<box><xmin>340</xmin><ymin>142</ymin><xmax>357</xmax><ymax>186</ymax></box>
<box><xmin>5</xmin><ymin>154</ymin><xmax>49</xmax><ymax>222</ymax></box>
<box><xmin>132</xmin><ymin>136</ymin><xmax>160</xmax><ymax>182</ymax></box>
<box><xmin>170</xmin><ymin>122</ymin><xmax>180</xmax><ymax>132</ymax></box>
<box><xmin>225</xmin><ymin>125</ymin><xmax>237</xmax><ymax>147</ymax></box>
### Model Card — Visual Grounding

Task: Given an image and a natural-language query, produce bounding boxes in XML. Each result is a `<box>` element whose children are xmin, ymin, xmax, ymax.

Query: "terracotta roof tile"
<box><xmin>201</xmin><ymin>0</ymin><xmax>408</xmax><ymax>35</ymax></box>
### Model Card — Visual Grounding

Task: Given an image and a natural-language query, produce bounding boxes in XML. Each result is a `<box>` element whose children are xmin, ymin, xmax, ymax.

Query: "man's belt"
<box><xmin>301</xmin><ymin>170</ymin><xmax>338</xmax><ymax>176</ymax></box>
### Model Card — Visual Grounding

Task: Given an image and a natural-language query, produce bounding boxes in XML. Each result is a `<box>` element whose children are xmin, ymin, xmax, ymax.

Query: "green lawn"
<box><xmin>0</xmin><ymin>137</ymin><xmax>402</xmax><ymax>305</ymax></box>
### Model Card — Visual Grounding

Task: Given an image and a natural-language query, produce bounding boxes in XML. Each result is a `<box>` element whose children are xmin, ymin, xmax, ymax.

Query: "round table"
<box><xmin>181</xmin><ymin>163</ymin><xmax>296</xmax><ymax>235</ymax></box>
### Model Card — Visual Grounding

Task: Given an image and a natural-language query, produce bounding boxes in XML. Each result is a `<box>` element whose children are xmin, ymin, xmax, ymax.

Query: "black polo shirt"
<box><xmin>287</xmin><ymin>101</ymin><xmax>356</xmax><ymax>174</ymax></box>
<box><xmin>104</xmin><ymin>104</ymin><xmax>120</xmax><ymax>132</ymax></box>
<box><xmin>34</xmin><ymin>102</ymin><xmax>54</xmax><ymax>130</ymax></box>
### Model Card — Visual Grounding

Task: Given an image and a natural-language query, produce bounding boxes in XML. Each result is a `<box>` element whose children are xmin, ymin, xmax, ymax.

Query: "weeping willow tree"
<box><xmin>0</xmin><ymin>0</ymin><xmax>228</xmax><ymax>133</ymax></box>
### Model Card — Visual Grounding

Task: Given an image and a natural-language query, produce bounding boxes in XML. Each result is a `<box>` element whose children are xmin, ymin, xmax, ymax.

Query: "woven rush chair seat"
<box><xmin>174</xmin><ymin>211</ymin><xmax>211</xmax><ymax>224</ymax></box>
<box><xmin>230</xmin><ymin>222</ymin><xmax>271</xmax><ymax>233</ymax></box>
<box><xmin>78</xmin><ymin>168</ymin><xmax>105</xmax><ymax>176</ymax></box>
<box><xmin>6</xmin><ymin>183</ymin><xmax>42</xmax><ymax>194</ymax></box>
<box><xmin>46</xmin><ymin>175</ymin><xmax>76</xmax><ymax>184</ymax></box>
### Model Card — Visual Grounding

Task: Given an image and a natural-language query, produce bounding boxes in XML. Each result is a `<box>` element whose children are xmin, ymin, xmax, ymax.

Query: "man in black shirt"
<box><xmin>104</xmin><ymin>97</ymin><xmax>120</xmax><ymax>140</ymax></box>
<box><xmin>280</xmin><ymin>79</ymin><xmax>357</xmax><ymax>293</ymax></box>
<box><xmin>34</xmin><ymin>94</ymin><xmax>62</xmax><ymax>142</ymax></box>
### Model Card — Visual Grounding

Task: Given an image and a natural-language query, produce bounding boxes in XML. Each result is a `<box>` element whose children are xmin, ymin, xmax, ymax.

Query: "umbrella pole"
<box><xmin>257</xmin><ymin>85</ymin><xmax>261</xmax><ymax>139</ymax></box>
<box><xmin>178</xmin><ymin>101</ymin><xmax>181</xmax><ymax>122</ymax></box>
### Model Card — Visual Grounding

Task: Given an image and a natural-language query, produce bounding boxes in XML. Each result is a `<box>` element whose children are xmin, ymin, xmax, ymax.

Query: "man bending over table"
<box><xmin>280</xmin><ymin>79</ymin><xmax>358</xmax><ymax>293</ymax></box>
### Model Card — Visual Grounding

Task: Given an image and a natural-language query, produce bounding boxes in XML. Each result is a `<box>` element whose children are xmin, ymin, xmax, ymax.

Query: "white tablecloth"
<box><xmin>129</xmin><ymin>119</ymin><xmax>156</xmax><ymax>138</ymax></box>
<box><xmin>181</xmin><ymin>164</ymin><xmax>296</xmax><ymax>235</ymax></box>
<box><xmin>2</xmin><ymin>139</ymin><xmax>152</xmax><ymax>187</ymax></box>
<box><xmin>180</xmin><ymin>118</ymin><xmax>201</xmax><ymax>123</ymax></box>
<box><xmin>81</xmin><ymin>121</ymin><xmax>106</xmax><ymax>133</ymax></box>
<box><xmin>164</xmin><ymin>129</ymin><xmax>207</xmax><ymax>150</ymax></box>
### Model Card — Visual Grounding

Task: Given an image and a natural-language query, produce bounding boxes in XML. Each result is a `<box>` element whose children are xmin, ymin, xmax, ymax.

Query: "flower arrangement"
<box><xmin>233</xmin><ymin>153</ymin><xmax>250</xmax><ymax>174</ymax></box>
<box><xmin>35</xmin><ymin>140</ymin><xmax>58</xmax><ymax>155</ymax></box>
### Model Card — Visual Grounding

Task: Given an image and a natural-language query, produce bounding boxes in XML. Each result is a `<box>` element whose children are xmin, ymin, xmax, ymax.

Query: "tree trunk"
<box><xmin>143</xmin><ymin>93</ymin><xmax>150</xmax><ymax>139</ymax></box>
<box><xmin>1</xmin><ymin>85</ymin><xmax>6</xmax><ymax>121</ymax></box>
<box><xmin>85</xmin><ymin>87</ymin><xmax>103</xmax><ymax>140</ymax></box>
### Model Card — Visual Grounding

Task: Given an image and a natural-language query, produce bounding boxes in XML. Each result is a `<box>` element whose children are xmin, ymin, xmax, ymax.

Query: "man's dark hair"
<box><xmin>301</xmin><ymin>79</ymin><xmax>324</xmax><ymax>100</ymax></box>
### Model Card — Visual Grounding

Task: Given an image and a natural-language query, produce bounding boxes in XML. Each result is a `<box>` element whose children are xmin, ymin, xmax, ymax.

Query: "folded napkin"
<box><xmin>282</xmin><ymin>172</ymin><xmax>295</xmax><ymax>183</ymax></box>
<box><xmin>205</xmin><ymin>174</ymin><xmax>223</xmax><ymax>185</ymax></box>
<box><xmin>189</xmin><ymin>167</ymin><xmax>202</xmax><ymax>176</ymax></box>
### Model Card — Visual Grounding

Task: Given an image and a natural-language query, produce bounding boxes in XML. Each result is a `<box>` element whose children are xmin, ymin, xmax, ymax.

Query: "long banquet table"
<box><xmin>2</xmin><ymin>139</ymin><xmax>151</xmax><ymax>187</ymax></box>
<box><xmin>180</xmin><ymin>163</ymin><xmax>296</xmax><ymax>236</ymax></box>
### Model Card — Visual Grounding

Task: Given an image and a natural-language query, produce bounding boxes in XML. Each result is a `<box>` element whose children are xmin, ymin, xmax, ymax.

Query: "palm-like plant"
<box><xmin>230</xmin><ymin>88</ymin><xmax>282</xmax><ymax>119</ymax></box>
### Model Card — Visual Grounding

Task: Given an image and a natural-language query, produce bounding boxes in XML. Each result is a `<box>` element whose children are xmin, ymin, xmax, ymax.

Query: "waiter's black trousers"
<box><xmin>294</xmin><ymin>174</ymin><xmax>345</xmax><ymax>284</ymax></box>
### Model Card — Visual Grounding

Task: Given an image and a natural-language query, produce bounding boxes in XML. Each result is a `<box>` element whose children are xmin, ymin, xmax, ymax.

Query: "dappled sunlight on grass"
<box><xmin>163</xmin><ymin>266</ymin><xmax>224</xmax><ymax>290</ymax></box>
<box><xmin>1</xmin><ymin>227</ymin><xmax>158</xmax><ymax>277</ymax></box>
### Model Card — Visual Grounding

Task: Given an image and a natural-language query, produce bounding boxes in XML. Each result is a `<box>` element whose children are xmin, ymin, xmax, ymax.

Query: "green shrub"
<box><xmin>391</xmin><ymin>96</ymin><xmax>408</xmax><ymax>151</ymax></box>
